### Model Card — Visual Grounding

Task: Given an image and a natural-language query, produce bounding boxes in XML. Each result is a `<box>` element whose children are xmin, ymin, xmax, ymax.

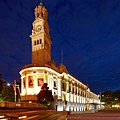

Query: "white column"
<box><xmin>77</xmin><ymin>86</ymin><xmax>78</xmax><ymax>94</ymax></box>
<box><xmin>80</xmin><ymin>105</ymin><xmax>82</xmax><ymax>111</ymax></box>
<box><xmin>71</xmin><ymin>94</ymin><xmax>73</xmax><ymax>102</ymax></box>
<box><xmin>21</xmin><ymin>77</ymin><xmax>23</xmax><ymax>95</ymax></box>
<box><xmin>69</xmin><ymin>93</ymin><xmax>71</xmax><ymax>102</ymax></box>
<box><xmin>34</xmin><ymin>73</ymin><xmax>37</xmax><ymax>94</ymax></box>
<box><xmin>72</xmin><ymin>84</ymin><xmax>74</xmax><ymax>102</ymax></box>
<box><xmin>66</xmin><ymin>81</ymin><xmax>69</xmax><ymax>101</ymax></box>
<box><xmin>50</xmin><ymin>75</ymin><xmax>54</xmax><ymax>95</ymax></box>
<box><xmin>44</xmin><ymin>72</ymin><xmax>47</xmax><ymax>83</ymax></box>
<box><xmin>66</xmin><ymin>81</ymin><xmax>69</xmax><ymax>93</ymax></box>
<box><xmin>26</xmin><ymin>75</ymin><xmax>28</xmax><ymax>95</ymax></box>
<box><xmin>77</xmin><ymin>95</ymin><xmax>79</xmax><ymax>103</ymax></box>
<box><xmin>47</xmin><ymin>73</ymin><xmax>50</xmax><ymax>89</ymax></box>
<box><xmin>79</xmin><ymin>95</ymin><xmax>81</xmax><ymax>103</ymax></box>
<box><xmin>34</xmin><ymin>73</ymin><xmax>40</xmax><ymax>94</ymax></box>
<box><xmin>74</xmin><ymin>86</ymin><xmax>76</xmax><ymax>103</ymax></box>
<box><xmin>57</xmin><ymin>78</ymin><xmax>62</xmax><ymax>100</ymax></box>
<box><xmin>49</xmin><ymin>74</ymin><xmax>52</xmax><ymax>90</ymax></box>
<box><xmin>77</xmin><ymin>104</ymin><xmax>79</xmax><ymax>111</ymax></box>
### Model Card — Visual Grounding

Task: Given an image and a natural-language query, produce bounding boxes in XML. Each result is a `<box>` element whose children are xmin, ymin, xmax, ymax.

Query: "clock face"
<box><xmin>36</xmin><ymin>25</ymin><xmax>42</xmax><ymax>32</ymax></box>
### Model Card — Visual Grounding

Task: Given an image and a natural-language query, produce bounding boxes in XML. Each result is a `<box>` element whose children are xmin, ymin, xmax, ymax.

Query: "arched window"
<box><xmin>37</xmin><ymin>40</ymin><xmax>39</xmax><ymax>45</ymax></box>
<box><xmin>34</xmin><ymin>41</ymin><xmax>36</xmax><ymax>45</ymax></box>
<box><xmin>62</xmin><ymin>82</ymin><xmax>65</xmax><ymax>91</ymax></box>
<box><xmin>41</xmin><ymin>12</ymin><xmax>43</xmax><ymax>17</ymax></box>
<box><xmin>54</xmin><ymin>81</ymin><xmax>56</xmax><ymax>87</ymax></box>
<box><xmin>40</xmin><ymin>39</ymin><xmax>42</xmax><ymax>44</ymax></box>
<box><xmin>69</xmin><ymin>85</ymin><xmax>71</xmax><ymax>92</ymax></box>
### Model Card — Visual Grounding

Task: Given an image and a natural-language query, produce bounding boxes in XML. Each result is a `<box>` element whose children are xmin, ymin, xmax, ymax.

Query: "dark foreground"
<box><xmin>0</xmin><ymin>109</ymin><xmax>120</xmax><ymax>120</ymax></box>
<box><xmin>67</xmin><ymin>112</ymin><xmax>120</xmax><ymax>120</ymax></box>
<box><xmin>0</xmin><ymin>109</ymin><xmax>67</xmax><ymax>120</ymax></box>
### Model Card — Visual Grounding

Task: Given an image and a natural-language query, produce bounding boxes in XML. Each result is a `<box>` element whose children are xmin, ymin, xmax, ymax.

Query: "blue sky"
<box><xmin>0</xmin><ymin>0</ymin><xmax>120</xmax><ymax>94</ymax></box>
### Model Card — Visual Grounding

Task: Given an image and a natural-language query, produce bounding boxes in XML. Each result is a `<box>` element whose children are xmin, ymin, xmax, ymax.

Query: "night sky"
<box><xmin>0</xmin><ymin>0</ymin><xmax>120</xmax><ymax>94</ymax></box>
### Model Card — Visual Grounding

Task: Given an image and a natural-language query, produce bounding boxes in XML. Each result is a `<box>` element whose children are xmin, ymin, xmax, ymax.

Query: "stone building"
<box><xmin>20</xmin><ymin>2</ymin><xmax>100</xmax><ymax>111</ymax></box>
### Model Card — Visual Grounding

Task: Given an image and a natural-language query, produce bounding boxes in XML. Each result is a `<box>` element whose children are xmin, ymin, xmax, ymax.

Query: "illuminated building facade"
<box><xmin>20</xmin><ymin>2</ymin><xmax>100</xmax><ymax>111</ymax></box>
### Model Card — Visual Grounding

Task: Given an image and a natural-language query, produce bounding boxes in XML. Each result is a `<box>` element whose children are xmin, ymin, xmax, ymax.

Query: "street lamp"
<box><xmin>7</xmin><ymin>83</ymin><xmax>10</xmax><ymax>86</ymax></box>
<box><xmin>12</xmin><ymin>80</ymin><xmax>17</xmax><ymax>102</ymax></box>
<box><xmin>12</xmin><ymin>80</ymin><xmax>20</xmax><ymax>102</ymax></box>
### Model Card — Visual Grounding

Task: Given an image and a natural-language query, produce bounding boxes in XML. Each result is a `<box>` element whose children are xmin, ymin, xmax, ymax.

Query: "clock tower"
<box><xmin>30</xmin><ymin>2</ymin><xmax>52</xmax><ymax>66</ymax></box>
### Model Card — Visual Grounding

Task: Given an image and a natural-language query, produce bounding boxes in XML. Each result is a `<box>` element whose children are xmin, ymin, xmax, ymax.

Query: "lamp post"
<box><xmin>12</xmin><ymin>80</ymin><xmax>20</xmax><ymax>102</ymax></box>
<box><xmin>99</xmin><ymin>92</ymin><xmax>102</xmax><ymax>109</ymax></box>
<box><xmin>12</xmin><ymin>80</ymin><xmax>17</xmax><ymax>102</ymax></box>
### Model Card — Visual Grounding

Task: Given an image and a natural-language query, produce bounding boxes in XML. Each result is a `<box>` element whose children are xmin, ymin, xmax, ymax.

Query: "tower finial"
<box><xmin>40</xmin><ymin>0</ymin><xmax>42</xmax><ymax>5</ymax></box>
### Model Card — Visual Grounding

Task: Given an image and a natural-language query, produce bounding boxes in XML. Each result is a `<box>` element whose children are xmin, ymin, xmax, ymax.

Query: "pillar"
<box><xmin>57</xmin><ymin>78</ymin><xmax>62</xmax><ymax>100</ymax></box>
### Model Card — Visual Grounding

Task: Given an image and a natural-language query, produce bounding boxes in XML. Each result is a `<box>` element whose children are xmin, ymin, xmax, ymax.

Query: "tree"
<box><xmin>0</xmin><ymin>74</ymin><xmax>7</xmax><ymax>93</ymax></box>
<box><xmin>1</xmin><ymin>83</ymin><xmax>20</xmax><ymax>102</ymax></box>
<box><xmin>1</xmin><ymin>85</ymin><xmax>15</xmax><ymax>102</ymax></box>
<box><xmin>37</xmin><ymin>83</ymin><xmax>54</xmax><ymax>107</ymax></box>
<box><xmin>101</xmin><ymin>90</ymin><xmax>120</xmax><ymax>106</ymax></box>
<box><xmin>0</xmin><ymin>94</ymin><xmax>3</xmax><ymax>102</ymax></box>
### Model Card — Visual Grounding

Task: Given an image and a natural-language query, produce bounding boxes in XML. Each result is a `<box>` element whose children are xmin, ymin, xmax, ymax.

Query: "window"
<box><xmin>37</xmin><ymin>40</ymin><xmax>39</xmax><ymax>45</ymax></box>
<box><xmin>69</xmin><ymin>85</ymin><xmax>71</xmax><ymax>92</ymax></box>
<box><xmin>62</xmin><ymin>82</ymin><xmax>65</xmax><ymax>91</ymax></box>
<box><xmin>40</xmin><ymin>39</ymin><xmax>42</xmax><ymax>44</ymax></box>
<box><xmin>41</xmin><ymin>13</ymin><xmax>43</xmax><ymax>17</ymax></box>
<box><xmin>81</xmin><ymin>91</ymin><xmax>83</xmax><ymax>97</ymax></box>
<box><xmin>53</xmin><ymin>81</ymin><xmax>57</xmax><ymax>90</ymax></box>
<box><xmin>34</xmin><ymin>41</ymin><xmax>36</xmax><ymax>45</ymax></box>
<box><xmin>37</xmin><ymin>78</ymin><xmax>44</xmax><ymax>86</ymax></box>
<box><xmin>37</xmin><ymin>13</ymin><xmax>39</xmax><ymax>18</ymax></box>
<box><xmin>54</xmin><ymin>81</ymin><xmax>56</xmax><ymax>87</ymax></box>
<box><xmin>74</xmin><ymin>87</ymin><xmax>76</xmax><ymax>94</ymax></box>
<box><xmin>72</xmin><ymin>86</ymin><xmax>74</xmax><ymax>93</ymax></box>
<box><xmin>28</xmin><ymin>76</ymin><xmax>34</xmax><ymax>88</ymax></box>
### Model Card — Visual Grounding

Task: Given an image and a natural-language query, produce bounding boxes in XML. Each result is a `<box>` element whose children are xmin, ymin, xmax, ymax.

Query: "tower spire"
<box><xmin>40</xmin><ymin>0</ymin><xmax>43</xmax><ymax>5</ymax></box>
